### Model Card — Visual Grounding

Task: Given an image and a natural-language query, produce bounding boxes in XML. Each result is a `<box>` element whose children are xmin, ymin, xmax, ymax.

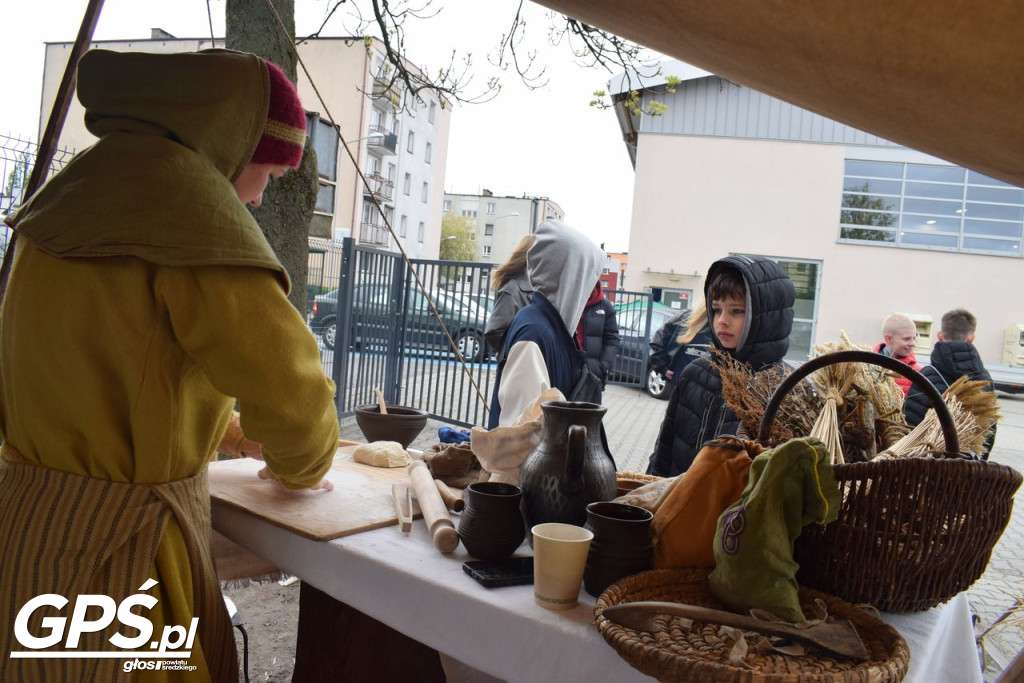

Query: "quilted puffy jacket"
<box><xmin>904</xmin><ymin>340</ymin><xmax>996</xmax><ymax>458</ymax></box>
<box><xmin>646</xmin><ymin>255</ymin><xmax>795</xmax><ymax>476</ymax></box>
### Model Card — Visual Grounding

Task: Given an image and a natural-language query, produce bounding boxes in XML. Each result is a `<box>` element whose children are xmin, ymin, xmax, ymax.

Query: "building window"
<box><xmin>417</xmin><ymin>221</ymin><xmax>425</xmax><ymax>243</ymax></box>
<box><xmin>443</xmin><ymin>199</ymin><xmax>452</xmax><ymax>212</ymax></box>
<box><xmin>425</xmin><ymin>142</ymin><xmax>432</xmax><ymax>164</ymax></box>
<box><xmin>743</xmin><ymin>255</ymin><xmax>821</xmax><ymax>363</ymax></box>
<box><xmin>400</xmin><ymin>215</ymin><xmax>408</xmax><ymax>237</ymax></box>
<box><xmin>422</xmin><ymin>182</ymin><xmax>429</xmax><ymax>203</ymax></box>
<box><xmin>484</xmin><ymin>223</ymin><xmax>494</xmax><ymax>236</ymax></box>
<box><xmin>486</xmin><ymin>202</ymin><xmax>496</xmax><ymax>215</ymax></box>
<box><xmin>428</xmin><ymin>101</ymin><xmax>437</xmax><ymax>124</ymax></box>
<box><xmin>483</xmin><ymin>245</ymin><xmax>492</xmax><ymax>257</ymax></box>
<box><xmin>461</xmin><ymin>209</ymin><xmax>477</xmax><ymax>218</ymax></box>
<box><xmin>839</xmin><ymin>160</ymin><xmax>1023</xmax><ymax>256</ymax></box>
<box><xmin>307</xmin><ymin>114</ymin><xmax>339</xmax><ymax>236</ymax></box>
<box><xmin>403</xmin><ymin>173</ymin><xmax>411</xmax><ymax>195</ymax></box>
<box><xmin>407</xmin><ymin>131</ymin><xmax>415</xmax><ymax>153</ymax></box>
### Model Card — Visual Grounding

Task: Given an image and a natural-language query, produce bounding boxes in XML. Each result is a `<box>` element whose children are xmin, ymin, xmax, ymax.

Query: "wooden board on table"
<box><xmin>209</xmin><ymin>444</ymin><xmax>421</xmax><ymax>541</ymax></box>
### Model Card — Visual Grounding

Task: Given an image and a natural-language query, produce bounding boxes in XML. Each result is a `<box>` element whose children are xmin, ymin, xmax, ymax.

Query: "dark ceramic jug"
<box><xmin>457</xmin><ymin>482</ymin><xmax>526</xmax><ymax>561</ymax></box>
<box><xmin>519</xmin><ymin>401</ymin><xmax>617</xmax><ymax>536</ymax></box>
<box><xmin>583</xmin><ymin>501</ymin><xmax>654</xmax><ymax>597</ymax></box>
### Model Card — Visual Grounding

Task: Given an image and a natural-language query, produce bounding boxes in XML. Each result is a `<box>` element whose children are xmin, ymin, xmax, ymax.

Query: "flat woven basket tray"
<box><xmin>594</xmin><ymin>568</ymin><xmax>910</xmax><ymax>683</ymax></box>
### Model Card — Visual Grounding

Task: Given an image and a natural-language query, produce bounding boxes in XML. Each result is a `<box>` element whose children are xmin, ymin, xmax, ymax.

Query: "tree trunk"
<box><xmin>226</xmin><ymin>0</ymin><xmax>317</xmax><ymax>314</ymax></box>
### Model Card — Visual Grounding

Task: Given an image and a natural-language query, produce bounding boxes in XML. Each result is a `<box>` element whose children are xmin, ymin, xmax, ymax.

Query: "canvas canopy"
<box><xmin>537</xmin><ymin>0</ymin><xmax>1024</xmax><ymax>187</ymax></box>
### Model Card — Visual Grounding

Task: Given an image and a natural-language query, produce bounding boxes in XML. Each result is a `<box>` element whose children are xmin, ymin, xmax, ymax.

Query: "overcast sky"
<box><xmin>1</xmin><ymin>0</ymin><xmax>640</xmax><ymax>252</ymax></box>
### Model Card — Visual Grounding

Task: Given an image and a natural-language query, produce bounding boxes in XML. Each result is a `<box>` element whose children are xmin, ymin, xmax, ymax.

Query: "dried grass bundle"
<box><xmin>807</xmin><ymin>333</ymin><xmax>898</xmax><ymax>463</ymax></box>
<box><xmin>716</xmin><ymin>349</ymin><xmax>821</xmax><ymax>445</ymax></box>
<box><xmin>881</xmin><ymin>376</ymin><xmax>1000</xmax><ymax>458</ymax></box>
<box><xmin>809</xmin><ymin>396</ymin><xmax>845</xmax><ymax>463</ymax></box>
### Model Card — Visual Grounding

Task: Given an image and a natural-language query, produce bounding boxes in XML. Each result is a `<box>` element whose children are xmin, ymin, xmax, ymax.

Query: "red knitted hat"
<box><xmin>250</xmin><ymin>60</ymin><xmax>306</xmax><ymax>168</ymax></box>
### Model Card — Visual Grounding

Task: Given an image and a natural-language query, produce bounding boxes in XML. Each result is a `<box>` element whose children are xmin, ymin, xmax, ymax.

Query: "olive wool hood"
<box><xmin>5</xmin><ymin>49</ymin><xmax>289</xmax><ymax>289</ymax></box>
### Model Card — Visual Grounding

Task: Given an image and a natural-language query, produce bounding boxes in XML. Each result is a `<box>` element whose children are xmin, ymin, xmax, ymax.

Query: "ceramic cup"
<box><xmin>583</xmin><ymin>501</ymin><xmax>654</xmax><ymax>597</ymax></box>
<box><xmin>458</xmin><ymin>482</ymin><xmax>526</xmax><ymax>561</ymax></box>
<box><xmin>531</xmin><ymin>522</ymin><xmax>594</xmax><ymax>611</ymax></box>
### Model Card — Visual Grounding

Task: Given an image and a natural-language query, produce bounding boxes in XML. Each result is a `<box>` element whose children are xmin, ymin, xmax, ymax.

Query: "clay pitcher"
<box><xmin>519</xmin><ymin>401</ymin><xmax>617</xmax><ymax>535</ymax></box>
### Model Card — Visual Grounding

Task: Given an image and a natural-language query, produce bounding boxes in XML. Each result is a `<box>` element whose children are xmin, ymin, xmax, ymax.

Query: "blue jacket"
<box><xmin>487</xmin><ymin>292</ymin><xmax>586</xmax><ymax>429</ymax></box>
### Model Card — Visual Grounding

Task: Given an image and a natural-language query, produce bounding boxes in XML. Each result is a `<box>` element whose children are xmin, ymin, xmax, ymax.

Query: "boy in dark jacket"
<box><xmin>646</xmin><ymin>256</ymin><xmax>795</xmax><ymax>476</ymax></box>
<box><xmin>904</xmin><ymin>308</ymin><xmax>997</xmax><ymax>458</ymax></box>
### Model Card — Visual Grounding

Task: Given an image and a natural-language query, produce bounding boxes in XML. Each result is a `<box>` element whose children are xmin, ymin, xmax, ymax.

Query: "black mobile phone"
<box><xmin>463</xmin><ymin>557</ymin><xmax>534</xmax><ymax>588</ymax></box>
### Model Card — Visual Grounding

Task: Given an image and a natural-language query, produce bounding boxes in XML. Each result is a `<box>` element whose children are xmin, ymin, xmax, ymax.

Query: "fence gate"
<box><xmin>311</xmin><ymin>238</ymin><xmax>496</xmax><ymax>428</ymax></box>
<box><xmin>307</xmin><ymin>239</ymin><xmax>667</xmax><ymax>427</ymax></box>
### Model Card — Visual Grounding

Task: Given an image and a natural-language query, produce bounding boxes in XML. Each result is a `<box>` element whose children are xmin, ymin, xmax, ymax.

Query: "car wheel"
<box><xmin>646</xmin><ymin>369</ymin><xmax>671</xmax><ymax>399</ymax></box>
<box><xmin>455</xmin><ymin>330</ymin><xmax>485</xmax><ymax>362</ymax></box>
<box><xmin>322</xmin><ymin>317</ymin><xmax>337</xmax><ymax>350</ymax></box>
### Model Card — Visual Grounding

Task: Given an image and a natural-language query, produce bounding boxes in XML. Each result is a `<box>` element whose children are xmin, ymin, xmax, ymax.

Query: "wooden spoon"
<box><xmin>374</xmin><ymin>387</ymin><xmax>388</xmax><ymax>415</ymax></box>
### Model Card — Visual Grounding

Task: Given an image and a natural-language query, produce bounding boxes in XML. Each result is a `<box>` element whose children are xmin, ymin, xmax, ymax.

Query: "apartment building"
<box><xmin>442</xmin><ymin>190</ymin><xmax>563</xmax><ymax>265</ymax></box>
<box><xmin>611</xmin><ymin>60</ymin><xmax>1024</xmax><ymax>364</ymax></box>
<box><xmin>38</xmin><ymin>31</ymin><xmax>450</xmax><ymax>258</ymax></box>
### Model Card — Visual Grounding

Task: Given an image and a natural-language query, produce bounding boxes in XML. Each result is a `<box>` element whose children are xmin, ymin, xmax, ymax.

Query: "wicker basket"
<box><xmin>616</xmin><ymin>471</ymin><xmax>661</xmax><ymax>495</ymax></box>
<box><xmin>594</xmin><ymin>568</ymin><xmax>910</xmax><ymax>682</ymax></box>
<box><xmin>758</xmin><ymin>350</ymin><xmax>1022</xmax><ymax>612</ymax></box>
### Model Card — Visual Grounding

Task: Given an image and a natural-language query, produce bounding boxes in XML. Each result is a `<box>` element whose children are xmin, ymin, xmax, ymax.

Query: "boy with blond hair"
<box><xmin>904</xmin><ymin>308</ymin><xmax>997</xmax><ymax>458</ymax></box>
<box><xmin>874</xmin><ymin>313</ymin><xmax>922</xmax><ymax>396</ymax></box>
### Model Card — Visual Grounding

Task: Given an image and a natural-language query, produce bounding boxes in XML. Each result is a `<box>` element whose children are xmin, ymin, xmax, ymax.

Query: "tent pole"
<box><xmin>0</xmin><ymin>0</ymin><xmax>106</xmax><ymax>300</ymax></box>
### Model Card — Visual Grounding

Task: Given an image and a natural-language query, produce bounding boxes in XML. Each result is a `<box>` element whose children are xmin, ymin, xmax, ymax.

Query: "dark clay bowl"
<box><xmin>354</xmin><ymin>404</ymin><xmax>428</xmax><ymax>449</ymax></box>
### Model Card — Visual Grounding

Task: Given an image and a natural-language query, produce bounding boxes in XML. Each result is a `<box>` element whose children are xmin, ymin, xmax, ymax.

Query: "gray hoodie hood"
<box><xmin>527</xmin><ymin>220</ymin><xmax>604</xmax><ymax>334</ymax></box>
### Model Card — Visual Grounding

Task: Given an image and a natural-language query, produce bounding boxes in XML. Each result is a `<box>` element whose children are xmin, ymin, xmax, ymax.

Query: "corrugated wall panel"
<box><xmin>637</xmin><ymin>76</ymin><xmax>903</xmax><ymax>149</ymax></box>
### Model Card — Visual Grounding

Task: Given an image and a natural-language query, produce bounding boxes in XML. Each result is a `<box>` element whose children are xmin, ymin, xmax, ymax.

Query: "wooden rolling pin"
<box><xmin>434</xmin><ymin>479</ymin><xmax>465</xmax><ymax>512</ymax></box>
<box><xmin>407</xmin><ymin>461</ymin><xmax>459</xmax><ymax>553</ymax></box>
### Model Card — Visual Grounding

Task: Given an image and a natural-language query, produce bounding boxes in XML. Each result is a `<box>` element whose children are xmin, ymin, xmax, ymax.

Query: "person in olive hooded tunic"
<box><xmin>646</xmin><ymin>256</ymin><xmax>795</xmax><ymax>477</ymax></box>
<box><xmin>0</xmin><ymin>50</ymin><xmax>338</xmax><ymax>681</ymax></box>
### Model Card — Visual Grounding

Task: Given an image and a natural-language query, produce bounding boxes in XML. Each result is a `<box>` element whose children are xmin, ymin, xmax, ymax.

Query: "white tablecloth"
<box><xmin>211</xmin><ymin>501</ymin><xmax>982</xmax><ymax>683</ymax></box>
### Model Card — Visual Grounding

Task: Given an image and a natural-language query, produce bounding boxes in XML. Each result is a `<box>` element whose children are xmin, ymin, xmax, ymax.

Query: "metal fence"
<box><xmin>0</xmin><ymin>134</ymin><xmax>77</xmax><ymax>220</ymax></box>
<box><xmin>309</xmin><ymin>238</ymin><xmax>658</xmax><ymax>428</ymax></box>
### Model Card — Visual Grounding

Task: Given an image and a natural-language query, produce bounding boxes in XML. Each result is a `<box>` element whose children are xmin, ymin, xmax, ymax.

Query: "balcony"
<box><xmin>368</xmin><ymin>125</ymin><xmax>398</xmax><ymax>154</ymax></box>
<box><xmin>363</xmin><ymin>173</ymin><xmax>395</xmax><ymax>202</ymax></box>
<box><xmin>371</xmin><ymin>75</ymin><xmax>402</xmax><ymax>108</ymax></box>
<box><xmin>359</xmin><ymin>222</ymin><xmax>391</xmax><ymax>248</ymax></box>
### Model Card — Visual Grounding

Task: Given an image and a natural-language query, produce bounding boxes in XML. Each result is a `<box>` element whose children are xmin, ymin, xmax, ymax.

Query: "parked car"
<box><xmin>308</xmin><ymin>284</ymin><xmax>490</xmax><ymax>361</ymax></box>
<box><xmin>461</xmin><ymin>292</ymin><xmax>495</xmax><ymax>313</ymax></box>
<box><xmin>608</xmin><ymin>302</ymin><xmax>678</xmax><ymax>389</ymax></box>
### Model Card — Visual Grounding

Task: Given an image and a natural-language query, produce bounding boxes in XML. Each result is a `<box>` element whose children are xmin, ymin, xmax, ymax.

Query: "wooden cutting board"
<box><xmin>209</xmin><ymin>444</ymin><xmax>421</xmax><ymax>541</ymax></box>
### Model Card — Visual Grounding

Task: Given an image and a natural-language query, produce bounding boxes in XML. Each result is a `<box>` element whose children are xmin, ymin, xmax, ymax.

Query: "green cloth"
<box><xmin>6</xmin><ymin>49</ymin><xmax>288</xmax><ymax>290</ymax></box>
<box><xmin>708</xmin><ymin>437</ymin><xmax>840</xmax><ymax>623</ymax></box>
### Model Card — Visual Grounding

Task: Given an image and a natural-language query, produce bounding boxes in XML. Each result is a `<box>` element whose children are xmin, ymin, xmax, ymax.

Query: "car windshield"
<box><xmin>620</xmin><ymin>308</ymin><xmax>675</xmax><ymax>340</ymax></box>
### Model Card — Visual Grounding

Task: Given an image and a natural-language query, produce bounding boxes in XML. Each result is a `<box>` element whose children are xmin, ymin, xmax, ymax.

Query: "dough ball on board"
<box><xmin>353</xmin><ymin>441</ymin><xmax>411</xmax><ymax>468</ymax></box>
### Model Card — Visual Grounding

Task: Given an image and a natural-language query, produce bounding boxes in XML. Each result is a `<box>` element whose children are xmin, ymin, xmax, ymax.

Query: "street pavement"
<box><xmin>340</xmin><ymin>383</ymin><xmax>1024</xmax><ymax>678</ymax></box>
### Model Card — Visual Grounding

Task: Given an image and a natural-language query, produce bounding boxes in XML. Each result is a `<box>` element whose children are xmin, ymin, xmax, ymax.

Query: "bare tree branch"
<box><xmin>296</xmin><ymin>0</ymin><xmax>660</xmax><ymax>113</ymax></box>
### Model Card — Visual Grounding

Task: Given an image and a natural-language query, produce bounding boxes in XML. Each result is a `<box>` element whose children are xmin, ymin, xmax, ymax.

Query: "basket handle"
<box><xmin>756</xmin><ymin>350</ymin><xmax>960</xmax><ymax>455</ymax></box>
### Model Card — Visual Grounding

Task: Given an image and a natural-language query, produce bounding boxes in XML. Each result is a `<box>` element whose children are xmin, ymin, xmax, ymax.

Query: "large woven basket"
<box><xmin>758</xmin><ymin>350</ymin><xmax>1022</xmax><ymax>612</ymax></box>
<box><xmin>594</xmin><ymin>568</ymin><xmax>910</xmax><ymax>682</ymax></box>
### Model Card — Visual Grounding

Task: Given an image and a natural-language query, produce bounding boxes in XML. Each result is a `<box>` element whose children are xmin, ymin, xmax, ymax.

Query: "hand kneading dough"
<box><xmin>353</xmin><ymin>441</ymin><xmax>411</xmax><ymax>468</ymax></box>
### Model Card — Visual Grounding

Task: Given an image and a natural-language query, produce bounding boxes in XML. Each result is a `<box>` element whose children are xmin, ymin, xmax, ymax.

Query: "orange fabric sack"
<box><xmin>651</xmin><ymin>436</ymin><xmax>763</xmax><ymax>569</ymax></box>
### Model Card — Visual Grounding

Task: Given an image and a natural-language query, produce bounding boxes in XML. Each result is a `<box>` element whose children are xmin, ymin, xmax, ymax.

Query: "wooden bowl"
<box><xmin>354</xmin><ymin>404</ymin><xmax>428</xmax><ymax>449</ymax></box>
